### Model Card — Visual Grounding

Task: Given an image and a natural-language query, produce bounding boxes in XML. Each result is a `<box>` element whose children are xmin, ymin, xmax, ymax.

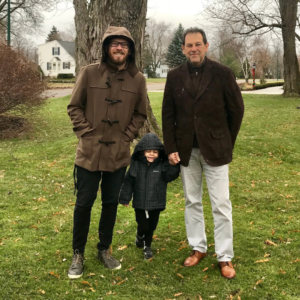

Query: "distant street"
<box><xmin>46</xmin><ymin>80</ymin><xmax>284</xmax><ymax>98</ymax></box>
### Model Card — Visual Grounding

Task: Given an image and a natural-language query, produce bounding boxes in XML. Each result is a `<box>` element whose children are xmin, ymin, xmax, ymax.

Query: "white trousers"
<box><xmin>180</xmin><ymin>148</ymin><xmax>233</xmax><ymax>262</ymax></box>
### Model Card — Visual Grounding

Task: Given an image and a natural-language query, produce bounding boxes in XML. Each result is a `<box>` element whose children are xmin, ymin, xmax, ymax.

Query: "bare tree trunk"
<box><xmin>73</xmin><ymin>0</ymin><xmax>161</xmax><ymax>134</ymax></box>
<box><xmin>279</xmin><ymin>0</ymin><xmax>300</xmax><ymax>96</ymax></box>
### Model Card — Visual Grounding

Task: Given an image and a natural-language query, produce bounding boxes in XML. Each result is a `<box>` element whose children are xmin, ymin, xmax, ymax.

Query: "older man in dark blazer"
<box><xmin>162</xmin><ymin>27</ymin><xmax>244</xmax><ymax>279</ymax></box>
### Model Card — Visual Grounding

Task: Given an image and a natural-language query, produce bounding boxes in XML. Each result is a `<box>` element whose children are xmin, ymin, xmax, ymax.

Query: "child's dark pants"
<box><xmin>135</xmin><ymin>209</ymin><xmax>161</xmax><ymax>247</ymax></box>
<box><xmin>73</xmin><ymin>165</ymin><xmax>126</xmax><ymax>253</ymax></box>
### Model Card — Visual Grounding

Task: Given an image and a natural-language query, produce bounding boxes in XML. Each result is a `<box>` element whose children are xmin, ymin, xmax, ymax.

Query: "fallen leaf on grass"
<box><xmin>198</xmin><ymin>295</ymin><xmax>203</xmax><ymax>300</ymax></box>
<box><xmin>49</xmin><ymin>271</ymin><xmax>60</xmax><ymax>278</ymax></box>
<box><xmin>202</xmin><ymin>267</ymin><xmax>208</xmax><ymax>272</ymax></box>
<box><xmin>279</xmin><ymin>269</ymin><xmax>286</xmax><ymax>274</ymax></box>
<box><xmin>14</xmin><ymin>238</ymin><xmax>21</xmax><ymax>242</ymax></box>
<box><xmin>87</xmin><ymin>273</ymin><xmax>96</xmax><ymax>276</ymax></box>
<box><xmin>81</xmin><ymin>280</ymin><xmax>92</xmax><ymax>286</ymax></box>
<box><xmin>174</xmin><ymin>293</ymin><xmax>183</xmax><ymax>297</ymax></box>
<box><xmin>229</xmin><ymin>182</ymin><xmax>235</xmax><ymax>187</ymax></box>
<box><xmin>117</xmin><ymin>280</ymin><xmax>126</xmax><ymax>285</ymax></box>
<box><xmin>106</xmin><ymin>291</ymin><xmax>112</xmax><ymax>295</ymax></box>
<box><xmin>179</xmin><ymin>240</ymin><xmax>186</xmax><ymax>245</ymax></box>
<box><xmin>174</xmin><ymin>193</ymin><xmax>180</xmax><ymax>198</ymax></box>
<box><xmin>54</xmin><ymin>226</ymin><xmax>60</xmax><ymax>233</ymax></box>
<box><xmin>250</xmin><ymin>221</ymin><xmax>253</xmax><ymax>225</ymax></box>
<box><xmin>265</xmin><ymin>239</ymin><xmax>277</xmax><ymax>246</ymax></box>
<box><xmin>116</xmin><ymin>230</ymin><xmax>124</xmax><ymax>234</ymax></box>
<box><xmin>292</xmin><ymin>258</ymin><xmax>300</xmax><ymax>263</ymax></box>
<box><xmin>38</xmin><ymin>197</ymin><xmax>47</xmax><ymax>202</ymax></box>
<box><xmin>256</xmin><ymin>279</ymin><xmax>264</xmax><ymax>285</ymax></box>
<box><xmin>52</xmin><ymin>212</ymin><xmax>60</xmax><ymax>216</ymax></box>
<box><xmin>264</xmin><ymin>254</ymin><xmax>270</xmax><ymax>258</ymax></box>
<box><xmin>177</xmin><ymin>246</ymin><xmax>187</xmax><ymax>251</ymax></box>
<box><xmin>172</xmin><ymin>231</ymin><xmax>179</xmax><ymax>233</ymax></box>
<box><xmin>38</xmin><ymin>290</ymin><xmax>45</xmax><ymax>294</ymax></box>
<box><xmin>177</xmin><ymin>273</ymin><xmax>184</xmax><ymax>278</ymax></box>
<box><xmin>203</xmin><ymin>275</ymin><xmax>209</xmax><ymax>280</ymax></box>
<box><xmin>173</xmin><ymin>259</ymin><xmax>178</xmax><ymax>264</ymax></box>
<box><xmin>89</xmin><ymin>288</ymin><xmax>96</xmax><ymax>292</ymax></box>
<box><xmin>255</xmin><ymin>259</ymin><xmax>269</xmax><ymax>263</ymax></box>
<box><xmin>118</xmin><ymin>245</ymin><xmax>127</xmax><ymax>251</ymax></box>
<box><xmin>30</xmin><ymin>225</ymin><xmax>38</xmax><ymax>229</ymax></box>
<box><xmin>148</xmin><ymin>257</ymin><xmax>154</xmax><ymax>262</ymax></box>
<box><xmin>128</xmin><ymin>267</ymin><xmax>135</xmax><ymax>271</ymax></box>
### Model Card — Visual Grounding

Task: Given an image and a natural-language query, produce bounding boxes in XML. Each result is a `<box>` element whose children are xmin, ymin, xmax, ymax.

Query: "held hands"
<box><xmin>168</xmin><ymin>152</ymin><xmax>181</xmax><ymax>165</ymax></box>
<box><xmin>122</xmin><ymin>204</ymin><xmax>129</xmax><ymax>207</ymax></box>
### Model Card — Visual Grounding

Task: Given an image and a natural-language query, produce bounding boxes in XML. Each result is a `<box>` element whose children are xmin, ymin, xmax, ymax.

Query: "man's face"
<box><xmin>181</xmin><ymin>33</ymin><xmax>209</xmax><ymax>66</ymax></box>
<box><xmin>107</xmin><ymin>38</ymin><xmax>131</xmax><ymax>68</ymax></box>
<box><xmin>144</xmin><ymin>150</ymin><xmax>159</xmax><ymax>163</ymax></box>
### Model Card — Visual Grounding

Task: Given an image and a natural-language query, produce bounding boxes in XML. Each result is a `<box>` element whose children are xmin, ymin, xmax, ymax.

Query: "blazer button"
<box><xmin>194</xmin><ymin>116</ymin><xmax>197</xmax><ymax>120</ymax></box>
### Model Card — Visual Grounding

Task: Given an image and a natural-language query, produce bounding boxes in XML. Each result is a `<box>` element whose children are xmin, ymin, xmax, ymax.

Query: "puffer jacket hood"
<box><xmin>132</xmin><ymin>133</ymin><xmax>166</xmax><ymax>161</ymax></box>
<box><xmin>102</xmin><ymin>26</ymin><xmax>136</xmax><ymax>66</ymax></box>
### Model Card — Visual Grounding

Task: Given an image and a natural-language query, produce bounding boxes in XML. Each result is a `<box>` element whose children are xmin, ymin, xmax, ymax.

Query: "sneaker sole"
<box><xmin>68</xmin><ymin>273</ymin><xmax>83</xmax><ymax>279</ymax></box>
<box><xmin>110</xmin><ymin>264</ymin><xmax>121</xmax><ymax>270</ymax></box>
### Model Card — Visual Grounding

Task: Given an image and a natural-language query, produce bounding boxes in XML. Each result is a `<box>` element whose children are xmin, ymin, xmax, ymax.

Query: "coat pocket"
<box><xmin>211</xmin><ymin>130</ymin><xmax>232</xmax><ymax>157</ymax></box>
<box><xmin>77</xmin><ymin>134</ymin><xmax>94</xmax><ymax>160</ymax></box>
<box><xmin>116</xmin><ymin>133</ymin><xmax>130</xmax><ymax>161</ymax></box>
<box><xmin>156</xmin><ymin>184</ymin><xmax>167</xmax><ymax>207</ymax></box>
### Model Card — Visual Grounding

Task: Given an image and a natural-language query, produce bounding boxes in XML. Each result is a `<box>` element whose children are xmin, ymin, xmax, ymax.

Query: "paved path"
<box><xmin>46</xmin><ymin>83</ymin><xmax>284</xmax><ymax>98</ymax></box>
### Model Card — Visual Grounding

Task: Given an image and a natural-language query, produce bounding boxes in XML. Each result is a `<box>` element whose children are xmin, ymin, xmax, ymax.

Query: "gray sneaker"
<box><xmin>68</xmin><ymin>250</ymin><xmax>84</xmax><ymax>279</ymax></box>
<box><xmin>98</xmin><ymin>250</ymin><xmax>121</xmax><ymax>270</ymax></box>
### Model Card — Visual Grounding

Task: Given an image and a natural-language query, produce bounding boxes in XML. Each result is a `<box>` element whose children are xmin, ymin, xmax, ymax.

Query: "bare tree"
<box><xmin>60</xmin><ymin>23</ymin><xmax>76</xmax><ymax>42</ymax></box>
<box><xmin>201</xmin><ymin>0</ymin><xmax>300</xmax><ymax>96</ymax></box>
<box><xmin>73</xmin><ymin>0</ymin><xmax>160</xmax><ymax>135</ymax></box>
<box><xmin>0</xmin><ymin>0</ymin><xmax>69</xmax><ymax>36</ymax></box>
<box><xmin>144</xmin><ymin>18</ymin><xmax>172</xmax><ymax>76</ymax></box>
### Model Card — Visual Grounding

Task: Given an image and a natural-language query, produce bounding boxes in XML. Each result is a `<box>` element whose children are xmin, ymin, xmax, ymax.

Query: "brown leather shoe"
<box><xmin>219</xmin><ymin>261</ymin><xmax>236</xmax><ymax>279</ymax></box>
<box><xmin>183</xmin><ymin>250</ymin><xmax>207</xmax><ymax>267</ymax></box>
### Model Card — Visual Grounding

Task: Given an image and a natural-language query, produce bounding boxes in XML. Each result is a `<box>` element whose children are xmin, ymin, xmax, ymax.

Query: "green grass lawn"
<box><xmin>146</xmin><ymin>78</ymin><xmax>166</xmax><ymax>84</ymax></box>
<box><xmin>0</xmin><ymin>93</ymin><xmax>300</xmax><ymax>299</ymax></box>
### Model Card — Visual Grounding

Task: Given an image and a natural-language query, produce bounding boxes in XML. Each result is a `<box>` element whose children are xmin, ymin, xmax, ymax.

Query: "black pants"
<box><xmin>135</xmin><ymin>209</ymin><xmax>161</xmax><ymax>247</ymax></box>
<box><xmin>72</xmin><ymin>165</ymin><xmax>126</xmax><ymax>253</ymax></box>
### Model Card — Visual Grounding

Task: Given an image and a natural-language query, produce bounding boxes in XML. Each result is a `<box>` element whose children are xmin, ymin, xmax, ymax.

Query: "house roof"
<box><xmin>38</xmin><ymin>40</ymin><xmax>75</xmax><ymax>58</ymax></box>
<box><xmin>57</xmin><ymin>41</ymin><xmax>75</xmax><ymax>58</ymax></box>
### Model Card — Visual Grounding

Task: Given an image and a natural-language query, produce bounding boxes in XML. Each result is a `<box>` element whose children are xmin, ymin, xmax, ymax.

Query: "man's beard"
<box><xmin>108</xmin><ymin>52</ymin><xmax>129</xmax><ymax>66</ymax></box>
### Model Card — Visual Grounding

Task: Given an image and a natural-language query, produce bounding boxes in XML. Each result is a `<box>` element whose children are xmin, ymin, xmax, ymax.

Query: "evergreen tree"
<box><xmin>165</xmin><ymin>23</ymin><xmax>186</xmax><ymax>68</ymax></box>
<box><xmin>45</xmin><ymin>26</ymin><xmax>62</xmax><ymax>43</ymax></box>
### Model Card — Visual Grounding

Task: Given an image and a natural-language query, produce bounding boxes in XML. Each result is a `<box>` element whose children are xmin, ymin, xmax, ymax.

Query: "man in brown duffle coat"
<box><xmin>162</xmin><ymin>27</ymin><xmax>244</xmax><ymax>279</ymax></box>
<box><xmin>67</xmin><ymin>26</ymin><xmax>147</xmax><ymax>278</ymax></box>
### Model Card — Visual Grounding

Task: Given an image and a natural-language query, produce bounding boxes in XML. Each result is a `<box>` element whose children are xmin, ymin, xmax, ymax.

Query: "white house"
<box><xmin>38</xmin><ymin>40</ymin><xmax>76</xmax><ymax>77</ymax></box>
<box><xmin>155</xmin><ymin>64</ymin><xmax>170</xmax><ymax>78</ymax></box>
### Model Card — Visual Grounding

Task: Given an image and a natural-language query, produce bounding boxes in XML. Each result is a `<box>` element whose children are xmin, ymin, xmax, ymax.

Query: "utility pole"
<box><xmin>7</xmin><ymin>0</ymin><xmax>10</xmax><ymax>46</ymax></box>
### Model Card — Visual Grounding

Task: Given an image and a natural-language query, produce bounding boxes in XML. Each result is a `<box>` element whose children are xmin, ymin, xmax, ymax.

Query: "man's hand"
<box><xmin>168</xmin><ymin>152</ymin><xmax>180</xmax><ymax>165</ymax></box>
<box><xmin>122</xmin><ymin>204</ymin><xmax>129</xmax><ymax>207</ymax></box>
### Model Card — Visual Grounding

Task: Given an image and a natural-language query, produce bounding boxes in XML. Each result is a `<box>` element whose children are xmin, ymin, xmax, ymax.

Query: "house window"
<box><xmin>47</xmin><ymin>62</ymin><xmax>52</xmax><ymax>70</ymax></box>
<box><xmin>52</xmin><ymin>47</ymin><xmax>60</xmax><ymax>55</ymax></box>
<box><xmin>53</xmin><ymin>62</ymin><xmax>56</xmax><ymax>70</ymax></box>
<box><xmin>63</xmin><ymin>62</ymin><xmax>71</xmax><ymax>69</ymax></box>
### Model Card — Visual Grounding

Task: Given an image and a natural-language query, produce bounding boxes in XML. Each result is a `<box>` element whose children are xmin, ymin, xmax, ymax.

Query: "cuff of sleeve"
<box><xmin>119</xmin><ymin>199</ymin><xmax>130</xmax><ymax>205</ymax></box>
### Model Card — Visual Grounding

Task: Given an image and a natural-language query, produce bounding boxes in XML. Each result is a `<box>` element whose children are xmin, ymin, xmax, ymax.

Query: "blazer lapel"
<box><xmin>179</xmin><ymin>63</ymin><xmax>195</xmax><ymax>98</ymax></box>
<box><xmin>195</xmin><ymin>58</ymin><xmax>214</xmax><ymax>101</ymax></box>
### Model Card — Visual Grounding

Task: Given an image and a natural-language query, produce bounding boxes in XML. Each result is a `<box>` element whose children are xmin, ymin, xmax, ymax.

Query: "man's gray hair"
<box><xmin>182</xmin><ymin>27</ymin><xmax>208</xmax><ymax>45</ymax></box>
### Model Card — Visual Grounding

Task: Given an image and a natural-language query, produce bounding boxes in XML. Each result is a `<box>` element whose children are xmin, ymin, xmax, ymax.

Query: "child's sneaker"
<box><xmin>144</xmin><ymin>247</ymin><xmax>153</xmax><ymax>260</ymax></box>
<box><xmin>135</xmin><ymin>233</ymin><xmax>145</xmax><ymax>248</ymax></box>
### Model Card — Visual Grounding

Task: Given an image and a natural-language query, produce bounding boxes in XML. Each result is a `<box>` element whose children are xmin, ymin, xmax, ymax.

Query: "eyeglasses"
<box><xmin>109</xmin><ymin>41</ymin><xmax>130</xmax><ymax>49</ymax></box>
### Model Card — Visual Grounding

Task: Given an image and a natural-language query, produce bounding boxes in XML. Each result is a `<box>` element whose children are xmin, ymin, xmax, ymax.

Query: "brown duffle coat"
<box><xmin>67</xmin><ymin>27</ymin><xmax>147</xmax><ymax>172</ymax></box>
<box><xmin>162</xmin><ymin>58</ymin><xmax>244</xmax><ymax>167</ymax></box>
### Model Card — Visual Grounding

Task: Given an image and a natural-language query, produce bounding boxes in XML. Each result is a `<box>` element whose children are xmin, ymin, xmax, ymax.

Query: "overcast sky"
<box><xmin>36</xmin><ymin>0</ymin><xmax>207</xmax><ymax>45</ymax></box>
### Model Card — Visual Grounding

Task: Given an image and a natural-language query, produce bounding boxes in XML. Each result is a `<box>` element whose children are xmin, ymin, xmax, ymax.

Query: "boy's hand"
<box><xmin>122</xmin><ymin>204</ymin><xmax>129</xmax><ymax>207</ymax></box>
<box><xmin>168</xmin><ymin>152</ymin><xmax>180</xmax><ymax>165</ymax></box>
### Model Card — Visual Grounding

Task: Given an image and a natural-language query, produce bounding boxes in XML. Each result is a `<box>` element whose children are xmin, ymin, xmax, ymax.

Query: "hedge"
<box><xmin>57</xmin><ymin>73</ymin><xmax>74</xmax><ymax>79</ymax></box>
<box><xmin>254</xmin><ymin>81</ymin><xmax>284</xmax><ymax>90</ymax></box>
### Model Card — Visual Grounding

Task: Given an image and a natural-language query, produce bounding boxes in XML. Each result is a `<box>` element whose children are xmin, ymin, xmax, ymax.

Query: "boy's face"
<box><xmin>144</xmin><ymin>150</ymin><xmax>159</xmax><ymax>163</ymax></box>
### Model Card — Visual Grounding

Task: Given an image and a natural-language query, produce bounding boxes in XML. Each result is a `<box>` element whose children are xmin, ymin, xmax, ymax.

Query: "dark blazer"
<box><xmin>162</xmin><ymin>58</ymin><xmax>244</xmax><ymax>167</ymax></box>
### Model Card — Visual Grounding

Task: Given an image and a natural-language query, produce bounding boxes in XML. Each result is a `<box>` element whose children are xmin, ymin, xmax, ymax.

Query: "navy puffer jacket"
<box><xmin>119</xmin><ymin>133</ymin><xmax>180</xmax><ymax>211</ymax></box>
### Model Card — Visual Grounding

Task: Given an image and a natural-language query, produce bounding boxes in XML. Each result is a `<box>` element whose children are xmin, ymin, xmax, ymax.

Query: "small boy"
<box><xmin>119</xmin><ymin>133</ymin><xmax>180</xmax><ymax>259</ymax></box>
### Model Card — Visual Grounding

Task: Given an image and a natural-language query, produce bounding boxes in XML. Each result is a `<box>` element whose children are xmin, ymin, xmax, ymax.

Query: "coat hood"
<box><xmin>102</xmin><ymin>26</ymin><xmax>136</xmax><ymax>66</ymax></box>
<box><xmin>132</xmin><ymin>133</ymin><xmax>166</xmax><ymax>161</ymax></box>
